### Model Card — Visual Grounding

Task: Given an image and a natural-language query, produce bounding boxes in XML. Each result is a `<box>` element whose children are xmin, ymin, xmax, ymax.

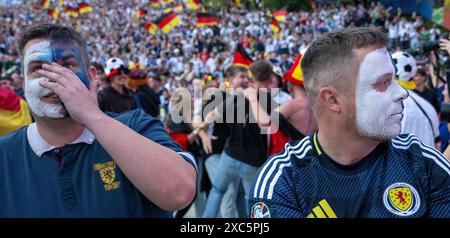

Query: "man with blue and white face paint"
<box><xmin>0</xmin><ymin>24</ymin><xmax>196</xmax><ymax>217</ymax></box>
<box><xmin>249</xmin><ymin>27</ymin><xmax>450</xmax><ymax>218</ymax></box>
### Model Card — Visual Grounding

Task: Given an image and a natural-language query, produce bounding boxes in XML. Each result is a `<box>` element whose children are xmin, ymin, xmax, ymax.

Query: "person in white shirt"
<box><xmin>386</xmin><ymin>18</ymin><xmax>399</xmax><ymax>50</ymax></box>
<box><xmin>392</xmin><ymin>51</ymin><xmax>440</xmax><ymax>149</ymax></box>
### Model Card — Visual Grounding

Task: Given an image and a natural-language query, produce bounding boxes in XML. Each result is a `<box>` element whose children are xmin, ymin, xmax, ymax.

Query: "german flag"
<box><xmin>78</xmin><ymin>3</ymin><xmax>93</xmax><ymax>14</ymax></box>
<box><xmin>135</xmin><ymin>8</ymin><xmax>145</xmax><ymax>19</ymax></box>
<box><xmin>284</xmin><ymin>54</ymin><xmax>303</xmax><ymax>86</ymax></box>
<box><xmin>186</xmin><ymin>0</ymin><xmax>200</xmax><ymax>10</ymax></box>
<box><xmin>151</xmin><ymin>0</ymin><xmax>160</xmax><ymax>8</ymax></box>
<box><xmin>64</xmin><ymin>6</ymin><xmax>79</xmax><ymax>18</ymax></box>
<box><xmin>41</xmin><ymin>0</ymin><xmax>50</xmax><ymax>9</ymax></box>
<box><xmin>144</xmin><ymin>21</ymin><xmax>158</xmax><ymax>35</ymax></box>
<box><xmin>0</xmin><ymin>88</ymin><xmax>32</xmax><ymax>136</ymax></box>
<box><xmin>273</xmin><ymin>9</ymin><xmax>287</xmax><ymax>22</ymax></box>
<box><xmin>154</xmin><ymin>12</ymin><xmax>181</xmax><ymax>33</ymax></box>
<box><xmin>173</xmin><ymin>3</ymin><xmax>184</xmax><ymax>12</ymax></box>
<box><xmin>196</xmin><ymin>12</ymin><xmax>219</xmax><ymax>27</ymax></box>
<box><xmin>270</xmin><ymin>18</ymin><xmax>280</xmax><ymax>39</ymax></box>
<box><xmin>233</xmin><ymin>43</ymin><xmax>253</xmax><ymax>68</ymax></box>
<box><xmin>48</xmin><ymin>8</ymin><xmax>60</xmax><ymax>20</ymax></box>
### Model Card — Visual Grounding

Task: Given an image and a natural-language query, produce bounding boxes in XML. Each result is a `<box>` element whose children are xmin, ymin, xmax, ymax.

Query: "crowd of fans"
<box><xmin>1</xmin><ymin>0</ymin><xmax>450</xmax><ymax>218</ymax></box>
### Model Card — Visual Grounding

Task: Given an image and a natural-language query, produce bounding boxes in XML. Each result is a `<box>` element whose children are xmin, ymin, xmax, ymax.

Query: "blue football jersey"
<box><xmin>249</xmin><ymin>133</ymin><xmax>450</xmax><ymax>218</ymax></box>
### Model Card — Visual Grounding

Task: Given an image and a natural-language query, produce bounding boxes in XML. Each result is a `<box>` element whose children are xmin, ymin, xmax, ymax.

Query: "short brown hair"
<box><xmin>301</xmin><ymin>27</ymin><xmax>389</xmax><ymax>108</ymax></box>
<box><xmin>225</xmin><ymin>65</ymin><xmax>247</xmax><ymax>78</ymax></box>
<box><xmin>17</xmin><ymin>24</ymin><xmax>89</xmax><ymax>65</ymax></box>
<box><xmin>249</xmin><ymin>60</ymin><xmax>273</xmax><ymax>82</ymax></box>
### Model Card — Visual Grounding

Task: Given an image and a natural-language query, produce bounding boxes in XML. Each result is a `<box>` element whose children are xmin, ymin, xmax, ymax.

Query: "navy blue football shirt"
<box><xmin>0</xmin><ymin>109</ymin><xmax>196</xmax><ymax>217</ymax></box>
<box><xmin>249</xmin><ymin>133</ymin><xmax>450</xmax><ymax>218</ymax></box>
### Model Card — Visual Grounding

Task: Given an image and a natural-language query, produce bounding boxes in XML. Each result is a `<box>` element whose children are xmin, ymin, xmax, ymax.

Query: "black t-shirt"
<box><xmin>203</xmin><ymin>91</ymin><xmax>230</xmax><ymax>154</ymax></box>
<box><xmin>135</xmin><ymin>85</ymin><xmax>160</xmax><ymax>118</ymax></box>
<box><xmin>97</xmin><ymin>86</ymin><xmax>137</xmax><ymax>114</ymax></box>
<box><xmin>218</xmin><ymin>91</ymin><xmax>276</xmax><ymax>167</ymax></box>
<box><xmin>414</xmin><ymin>88</ymin><xmax>440</xmax><ymax>113</ymax></box>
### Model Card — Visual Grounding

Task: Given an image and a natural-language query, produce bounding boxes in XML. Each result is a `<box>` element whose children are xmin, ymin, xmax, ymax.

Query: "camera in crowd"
<box><xmin>406</xmin><ymin>33</ymin><xmax>450</xmax><ymax>65</ymax></box>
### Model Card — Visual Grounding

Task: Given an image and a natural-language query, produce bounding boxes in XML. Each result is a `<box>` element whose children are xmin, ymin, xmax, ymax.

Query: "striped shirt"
<box><xmin>249</xmin><ymin>133</ymin><xmax>450</xmax><ymax>218</ymax></box>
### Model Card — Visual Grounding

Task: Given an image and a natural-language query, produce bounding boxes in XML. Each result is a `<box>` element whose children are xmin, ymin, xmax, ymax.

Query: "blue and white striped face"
<box><xmin>24</xmin><ymin>40</ymin><xmax>66</xmax><ymax>118</ymax></box>
<box><xmin>355</xmin><ymin>47</ymin><xmax>408</xmax><ymax>140</ymax></box>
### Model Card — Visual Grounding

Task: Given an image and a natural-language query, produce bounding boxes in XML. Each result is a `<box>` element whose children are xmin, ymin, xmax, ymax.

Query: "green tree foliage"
<box><xmin>261</xmin><ymin>0</ymin><xmax>313</xmax><ymax>11</ymax></box>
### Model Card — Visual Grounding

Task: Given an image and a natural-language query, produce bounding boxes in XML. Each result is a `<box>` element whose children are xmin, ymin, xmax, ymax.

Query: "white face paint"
<box><xmin>23</xmin><ymin>40</ymin><xmax>66</xmax><ymax>118</ymax></box>
<box><xmin>355</xmin><ymin>48</ymin><xmax>408</xmax><ymax>140</ymax></box>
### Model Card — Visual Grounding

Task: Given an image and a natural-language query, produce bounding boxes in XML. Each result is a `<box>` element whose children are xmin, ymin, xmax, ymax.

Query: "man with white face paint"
<box><xmin>0</xmin><ymin>24</ymin><xmax>196</xmax><ymax>217</ymax></box>
<box><xmin>249</xmin><ymin>27</ymin><xmax>450</xmax><ymax>218</ymax></box>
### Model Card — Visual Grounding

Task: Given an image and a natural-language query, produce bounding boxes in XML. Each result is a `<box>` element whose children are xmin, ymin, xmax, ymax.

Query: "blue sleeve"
<box><xmin>249</xmin><ymin>153</ymin><xmax>304</xmax><ymax>218</ymax></box>
<box><xmin>418</xmin><ymin>141</ymin><xmax>450</xmax><ymax>218</ymax></box>
<box><xmin>115</xmin><ymin>109</ymin><xmax>197</xmax><ymax>172</ymax></box>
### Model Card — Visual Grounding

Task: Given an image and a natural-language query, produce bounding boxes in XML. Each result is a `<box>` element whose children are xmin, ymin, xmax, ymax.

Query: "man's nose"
<box><xmin>392</xmin><ymin>81</ymin><xmax>409</xmax><ymax>101</ymax></box>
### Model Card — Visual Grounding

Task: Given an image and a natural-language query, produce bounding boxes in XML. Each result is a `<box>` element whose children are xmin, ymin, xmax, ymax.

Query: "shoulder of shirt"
<box><xmin>107</xmin><ymin>108</ymin><xmax>157</xmax><ymax>127</ymax></box>
<box><xmin>251</xmin><ymin>136</ymin><xmax>313</xmax><ymax>200</ymax></box>
<box><xmin>391</xmin><ymin>133</ymin><xmax>450</xmax><ymax>175</ymax></box>
<box><xmin>0</xmin><ymin>126</ymin><xmax>28</xmax><ymax>152</ymax></box>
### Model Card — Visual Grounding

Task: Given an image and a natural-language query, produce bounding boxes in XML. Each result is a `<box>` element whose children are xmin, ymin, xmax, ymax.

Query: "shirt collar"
<box><xmin>27</xmin><ymin>123</ymin><xmax>95</xmax><ymax>157</ymax></box>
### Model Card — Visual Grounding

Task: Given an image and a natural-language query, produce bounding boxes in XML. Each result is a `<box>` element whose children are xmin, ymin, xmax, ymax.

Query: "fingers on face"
<box><xmin>39</xmin><ymin>80</ymin><xmax>64</xmax><ymax>94</ymax></box>
<box><xmin>39</xmin><ymin>63</ymin><xmax>75</xmax><ymax>85</ymax></box>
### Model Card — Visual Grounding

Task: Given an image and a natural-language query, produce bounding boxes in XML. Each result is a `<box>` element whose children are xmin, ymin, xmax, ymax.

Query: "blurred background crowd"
<box><xmin>1</xmin><ymin>0</ymin><xmax>450</xmax><ymax>217</ymax></box>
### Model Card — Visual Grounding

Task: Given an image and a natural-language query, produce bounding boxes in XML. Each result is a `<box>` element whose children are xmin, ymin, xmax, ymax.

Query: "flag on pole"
<box><xmin>270</xmin><ymin>18</ymin><xmax>281</xmax><ymax>39</ymax></box>
<box><xmin>273</xmin><ymin>9</ymin><xmax>287</xmax><ymax>22</ymax></box>
<box><xmin>144</xmin><ymin>21</ymin><xmax>158</xmax><ymax>35</ymax></box>
<box><xmin>154</xmin><ymin>12</ymin><xmax>181</xmax><ymax>33</ymax></box>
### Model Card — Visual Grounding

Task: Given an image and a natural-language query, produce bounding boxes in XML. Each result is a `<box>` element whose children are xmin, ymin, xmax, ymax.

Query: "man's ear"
<box><xmin>87</xmin><ymin>65</ymin><xmax>98</xmax><ymax>94</ymax></box>
<box><xmin>87</xmin><ymin>65</ymin><xmax>96</xmax><ymax>83</ymax></box>
<box><xmin>318</xmin><ymin>86</ymin><xmax>342</xmax><ymax>113</ymax></box>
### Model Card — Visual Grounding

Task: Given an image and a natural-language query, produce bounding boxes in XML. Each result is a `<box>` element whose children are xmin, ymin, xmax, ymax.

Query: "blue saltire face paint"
<box><xmin>23</xmin><ymin>39</ymin><xmax>91</xmax><ymax>119</ymax></box>
<box><xmin>50</xmin><ymin>40</ymin><xmax>90</xmax><ymax>88</ymax></box>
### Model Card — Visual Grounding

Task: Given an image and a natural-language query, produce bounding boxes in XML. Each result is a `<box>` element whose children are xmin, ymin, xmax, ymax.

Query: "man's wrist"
<box><xmin>82</xmin><ymin>110</ymin><xmax>109</xmax><ymax>129</ymax></box>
